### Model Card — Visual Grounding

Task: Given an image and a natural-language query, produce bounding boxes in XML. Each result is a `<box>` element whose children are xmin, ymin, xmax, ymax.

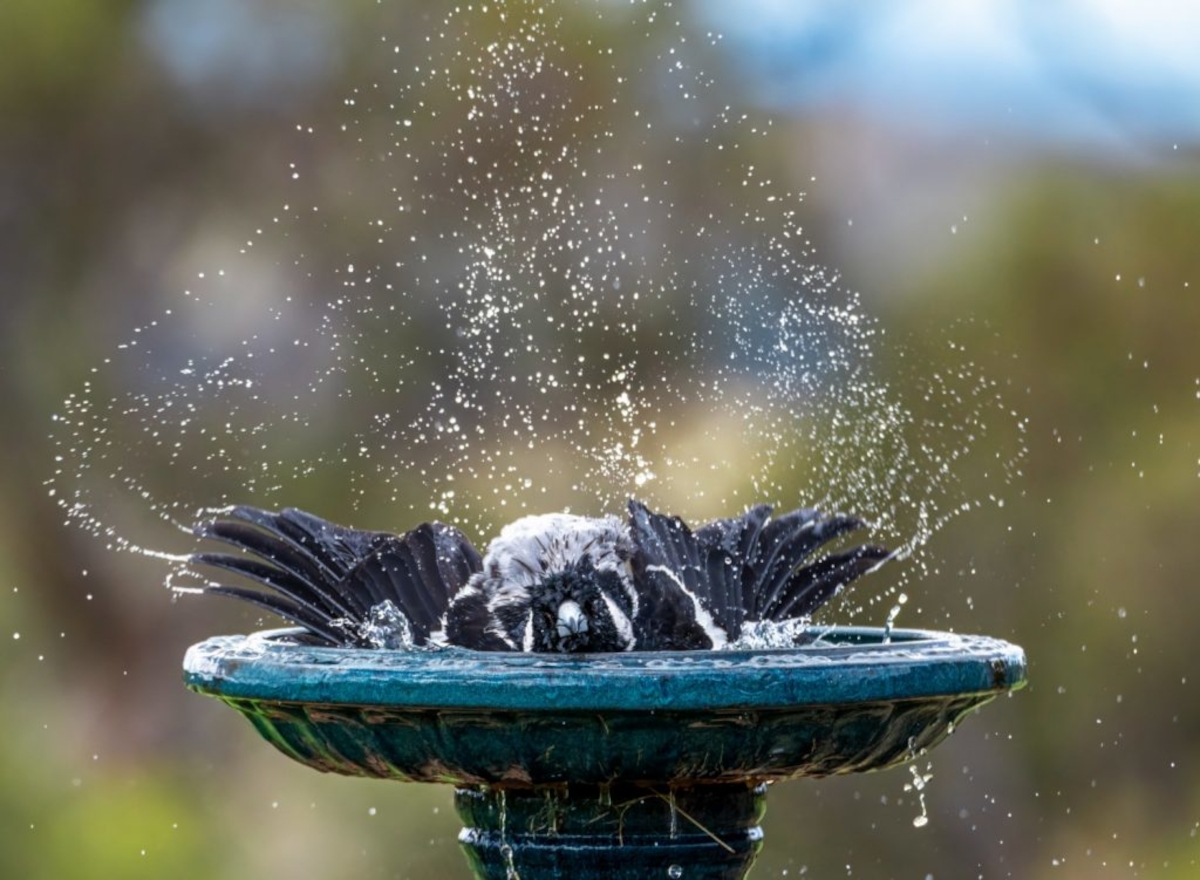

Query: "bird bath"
<box><xmin>184</xmin><ymin>625</ymin><xmax>1025</xmax><ymax>878</ymax></box>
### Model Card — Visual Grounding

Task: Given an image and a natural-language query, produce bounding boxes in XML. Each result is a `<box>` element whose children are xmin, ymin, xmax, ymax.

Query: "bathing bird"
<box><xmin>187</xmin><ymin>500</ymin><xmax>889</xmax><ymax>652</ymax></box>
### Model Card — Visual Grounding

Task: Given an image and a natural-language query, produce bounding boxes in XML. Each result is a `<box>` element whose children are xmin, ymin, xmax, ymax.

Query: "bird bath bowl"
<box><xmin>184</xmin><ymin>625</ymin><xmax>1025</xmax><ymax>878</ymax></box>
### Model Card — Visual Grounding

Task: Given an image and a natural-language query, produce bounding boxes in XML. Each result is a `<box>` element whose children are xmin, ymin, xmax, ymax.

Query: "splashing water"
<box><xmin>335</xmin><ymin>600</ymin><xmax>415</xmax><ymax>651</ymax></box>
<box><xmin>46</xmin><ymin>2</ymin><xmax>1025</xmax><ymax>615</ymax></box>
<box><xmin>883</xmin><ymin>592</ymin><xmax>909</xmax><ymax>643</ymax></box>
<box><xmin>905</xmin><ymin>762</ymin><xmax>934</xmax><ymax>828</ymax></box>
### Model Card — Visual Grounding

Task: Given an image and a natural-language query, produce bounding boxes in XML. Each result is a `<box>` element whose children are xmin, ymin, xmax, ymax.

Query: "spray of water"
<box><xmin>46</xmin><ymin>2</ymin><xmax>1025</xmax><ymax>620</ymax></box>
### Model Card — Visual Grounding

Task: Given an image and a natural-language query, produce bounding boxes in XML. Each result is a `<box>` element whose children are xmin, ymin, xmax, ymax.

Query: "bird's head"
<box><xmin>527</xmin><ymin>556</ymin><xmax>635</xmax><ymax>653</ymax></box>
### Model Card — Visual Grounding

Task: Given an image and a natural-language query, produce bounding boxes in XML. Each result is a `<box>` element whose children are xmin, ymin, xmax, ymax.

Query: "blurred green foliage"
<box><xmin>0</xmin><ymin>0</ymin><xmax>129</xmax><ymax>117</ymax></box>
<box><xmin>1</xmin><ymin>2</ymin><xmax>1198</xmax><ymax>878</ymax></box>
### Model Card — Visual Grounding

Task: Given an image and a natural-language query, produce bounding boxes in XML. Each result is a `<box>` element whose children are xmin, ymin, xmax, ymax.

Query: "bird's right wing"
<box><xmin>190</xmin><ymin>506</ymin><xmax>482</xmax><ymax>646</ymax></box>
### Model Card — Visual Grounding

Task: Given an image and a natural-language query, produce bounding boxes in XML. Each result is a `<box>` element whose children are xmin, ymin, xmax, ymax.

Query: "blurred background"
<box><xmin>3</xmin><ymin>1</ymin><xmax>1199</xmax><ymax>877</ymax></box>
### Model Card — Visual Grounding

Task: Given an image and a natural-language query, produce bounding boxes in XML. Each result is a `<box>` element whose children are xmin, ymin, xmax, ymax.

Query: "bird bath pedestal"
<box><xmin>184</xmin><ymin>626</ymin><xmax>1025</xmax><ymax>879</ymax></box>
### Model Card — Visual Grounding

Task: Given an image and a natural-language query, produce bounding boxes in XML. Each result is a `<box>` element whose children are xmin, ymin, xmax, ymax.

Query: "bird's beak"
<box><xmin>556</xmin><ymin>600</ymin><xmax>588</xmax><ymax>638</ymax></box>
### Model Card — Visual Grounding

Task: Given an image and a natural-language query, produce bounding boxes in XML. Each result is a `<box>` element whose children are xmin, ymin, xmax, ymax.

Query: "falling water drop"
<box><xmin>904</xmin><ymin>763</ymin><xmax>934</xmax><ymax>829</ymax></box>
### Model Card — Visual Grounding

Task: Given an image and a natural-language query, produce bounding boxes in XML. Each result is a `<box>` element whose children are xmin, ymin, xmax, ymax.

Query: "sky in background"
<box><xmin>699</xmin><ymin>0</ymin><xmax>1200</xmax><ymax>155</ymax></box>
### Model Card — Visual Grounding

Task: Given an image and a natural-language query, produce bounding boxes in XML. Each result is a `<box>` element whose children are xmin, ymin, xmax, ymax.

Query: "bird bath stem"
<box><xmin>184</xmin><ymin>626</ymin><xmax>1025</xmax><ymax>878</ymax></box>
<box><xmin>456</xmin><ymin>783</ymin><xmax>766</xmax><ymax>879</ymax></box>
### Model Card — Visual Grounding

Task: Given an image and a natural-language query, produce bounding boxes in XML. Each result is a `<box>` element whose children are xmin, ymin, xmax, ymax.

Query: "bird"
<box><xmin>184</xmin><ymin>499</ymin><xmax>890</xmax><ymax>653</ymax></box>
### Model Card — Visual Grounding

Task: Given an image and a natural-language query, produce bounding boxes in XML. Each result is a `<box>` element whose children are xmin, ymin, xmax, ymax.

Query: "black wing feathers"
<box><xmin>191</xmin><ymin>506</ymin><xmax>481</xmax><ymax>647</ymax></box>
<box><xmin>627</xmin><ymin>502</ymin><xmax>726</xmax><ymax>649</ymax></box>
<box><xmin>628</xmin><ymin>566</ymin><xmax>716</xmax><ymax>651</ymax></box>
<box><xmin>627</xmin><ymin>499</ymin><xmax>889</xmax><ymax>647</ymax></box>
<box><xmin>201</xmin><ymin>585</ymin><xmax>348</xmax><ymax>646</ymax></box>
<box><xmin>198</xmin><ymin>515</ymin><xmax>362</xmax><ymax>617</ymax></box>
<box><xmin>749</xmin><ymin>512</ymin><xmax>869</xmax><ymax>619</ymax></box>
<box><xmin>443</xmin><ymin>588</ymin><xmax>513</xmax><ymax>652</ymax></box>
<box><xmin>191</xmin><ymin>551</ymin><xmax>351</xmax><ymax>624</ymax></box>
<box><xmin>766</xmin><ymin>545</ymin><xmax>891</xmax><ymax>620</ymax></box>
<box><xmin>191</xmin><ymin>499</ymin><xmax>887</xmax><ymax>651</ymax></box>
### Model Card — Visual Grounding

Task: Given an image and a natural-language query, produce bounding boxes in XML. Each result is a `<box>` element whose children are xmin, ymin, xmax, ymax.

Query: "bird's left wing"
<box><xmin>626</xmin><ymin>500</ymin><xmax>740</xmax><ymax>649</ymax></box>
<box><xmin>190</xmin><ymin>506</ymin><xmax>482</xmax><ymax>647</ymax></box>
<box><xmin>628</xmin><ymin>499</ymin><xmax>891</xmax><ymax>648</ymax></box>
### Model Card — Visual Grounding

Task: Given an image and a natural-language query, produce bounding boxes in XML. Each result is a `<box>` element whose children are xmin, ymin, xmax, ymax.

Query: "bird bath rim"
<box><xmin>183</xmin><ymin>625</ymin><xmax>1025</xmax><ymax>712</ymax></box>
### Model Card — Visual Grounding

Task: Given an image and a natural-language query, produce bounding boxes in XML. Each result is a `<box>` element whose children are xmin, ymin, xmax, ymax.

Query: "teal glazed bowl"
<box><xmin>184</xmin><ymin>627</ymin><xmax>1026</xmax><ymax>879</ymax></box>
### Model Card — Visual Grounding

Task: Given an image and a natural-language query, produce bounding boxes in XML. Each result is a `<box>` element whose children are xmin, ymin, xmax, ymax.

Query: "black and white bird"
<box><xmin>185</xmin><ymin>500</ymin><xmax>890</xmax><ymax>653</ymax></box>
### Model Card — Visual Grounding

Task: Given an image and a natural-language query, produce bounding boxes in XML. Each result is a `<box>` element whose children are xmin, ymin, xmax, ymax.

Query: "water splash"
<box><xmin>46</xmin><ymin>1</ymin><xmax>1026</xmax><ymax>615</ymax></box>
<box><xmin>336</xmin><ymin>600</ymin><xmax>415</xmax><ymax>650</ymax></box>
<box><xmin>883</xmin><ymin>592</ymin><xmax>909</xmax><ymax>643</ymax></box>
<box><xmin>904</xmin><ymin>762</ymin><xmax>934</xmax><ymax>828</ymax></box>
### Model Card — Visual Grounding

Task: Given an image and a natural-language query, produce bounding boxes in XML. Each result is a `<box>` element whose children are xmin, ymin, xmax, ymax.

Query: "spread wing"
<box><xmin>626</xmin><ymin>501</ymin><xmax>731</xmax><ymax>650</ymax></box>
<box><xmin>189</xmin><ymin>506</ymin><xmax>482</xmax><ymax>647</ymax></box>
<box><xmin>627</xmin><ymin>499</ymin><xmax>889</xmax><ymax>649</ymax></box>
